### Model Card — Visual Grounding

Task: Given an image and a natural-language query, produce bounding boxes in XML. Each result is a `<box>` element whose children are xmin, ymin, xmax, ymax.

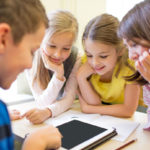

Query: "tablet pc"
<box><xmin>57</xmin><ymin>119</ymin><xmax>117</xmax><ymax>150</ymax></box>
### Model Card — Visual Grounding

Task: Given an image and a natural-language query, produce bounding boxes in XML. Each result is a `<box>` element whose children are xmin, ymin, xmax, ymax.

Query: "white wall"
<box><xmin>40</xmin><ymin>0</ymin><xmax>106</xmax><ymax>53</ymax></box>
<box><xmin>106</xmin><ymin>0</ymin><xmax>144</xmax><ymax>20</ymax></box>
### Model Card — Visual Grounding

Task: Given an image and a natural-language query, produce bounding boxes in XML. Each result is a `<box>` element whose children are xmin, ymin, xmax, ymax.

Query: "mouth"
<box><xmin>50</xmin><ymin>57</ymin><xmax>61</xmax><ymax>64</ymax></box>
<box><xmin>94</xmin><ymin>66</ymin><xmax>105</xmax><ymax>72</ymax></box>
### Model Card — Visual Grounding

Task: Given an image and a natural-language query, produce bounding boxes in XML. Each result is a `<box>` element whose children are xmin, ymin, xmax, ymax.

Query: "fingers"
<box><xmin>136</xmin><ymin>51</ymin><xmax>150</xmax><ymax>82</ymax></box>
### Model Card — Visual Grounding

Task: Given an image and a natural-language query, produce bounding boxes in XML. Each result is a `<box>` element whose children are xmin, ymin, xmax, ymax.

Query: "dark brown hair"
<box><xmin>118</xmin><ymin>0</ymin><xmax>150</xmax><ymax>85</ymax></box>
<box><xmin>0</xmin><ymin>0</ymin><xmax>48</xmax><ymax>44</ymax></box>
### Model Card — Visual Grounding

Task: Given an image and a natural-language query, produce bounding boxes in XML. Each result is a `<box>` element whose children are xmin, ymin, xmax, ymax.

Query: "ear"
<box><xmin>0</xmin><ymin>23</ymin><xmax>11</xmax><ymax>54</ymax></box>
<box><xmin>117</xmin><ymin>47</ymin><xmax>126</xmax><ymax>57</ymax></box>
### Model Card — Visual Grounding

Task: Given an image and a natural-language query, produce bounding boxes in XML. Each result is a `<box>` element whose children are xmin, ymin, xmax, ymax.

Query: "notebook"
<box><xmin>57</xmin><ymin>119</ymin><xmax>117</xmax><ymax>150</ymax></box>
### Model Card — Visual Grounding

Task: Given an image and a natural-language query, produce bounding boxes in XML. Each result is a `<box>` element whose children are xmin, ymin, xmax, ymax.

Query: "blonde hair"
<box><xmin>32</xmin><ymin>10</ymin><xmax>78</xmax><ymax>90</ymax></box>
<box><xmin>82</xmin><ymin>13</ymin><xmax>133</xmax><ymax>77</ymax></box>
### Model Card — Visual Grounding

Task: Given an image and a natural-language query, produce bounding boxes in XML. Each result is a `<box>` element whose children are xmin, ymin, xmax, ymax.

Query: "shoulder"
<box><xmin>0</xmin><ymin>100</ymin><xmax>10</xmax><ymax>124</ymax></box>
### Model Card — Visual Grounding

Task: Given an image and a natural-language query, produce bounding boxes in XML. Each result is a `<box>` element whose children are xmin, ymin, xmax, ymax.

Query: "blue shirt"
<box><xmin>0</xmin><ymin>100</ymin><xmax>14</xmax><ymax>150</ymax></box>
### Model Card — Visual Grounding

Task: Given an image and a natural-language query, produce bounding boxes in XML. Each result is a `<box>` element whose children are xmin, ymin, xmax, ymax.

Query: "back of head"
<box><xmin>0</xmin><ymin>0</ymin><xmax>48</xmax><ymax>44</ymax></box>
<box><xmin>118</xmin><ymin>0</ymin><xmax>150</xmax><ymax>42</ymax></box>
<box><xmin>42</xmin><ymin>10</ymin><xmax>78</xmax><ymax>45</ymax></box>
<box><xmin>82</xmin><ymin>13</ymin><xmax>124</xmax><ymax>53</ymax></box>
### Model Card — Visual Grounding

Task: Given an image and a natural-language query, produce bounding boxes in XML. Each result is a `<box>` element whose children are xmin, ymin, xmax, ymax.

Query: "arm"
<box><xmin>26</xmin><ymin>70</ymin><xmax>66</xmax><ymax>106</ymax></box>
<box><xmin>25</xmin><ymin>58</ymin><xmax>80</xmax><ymax>123</ymax></box>
<box><xmin>77</xmin><ymin>62</ymin><xmax>101</xmax><ymax>105</ymax></box>
<box><xmin>22</xmin><ymin>125</ymin><xmax>62</xmax><ymax>150</ymax></box>
<box><xmin>78</xmin><ymin>84</ymin><xmax>140</xmax><ymax>117</ymax></box>
<box><xmin>48</xmin><ymin>58</ymin><xmax>81</xmax><ymax>117</ymax></box>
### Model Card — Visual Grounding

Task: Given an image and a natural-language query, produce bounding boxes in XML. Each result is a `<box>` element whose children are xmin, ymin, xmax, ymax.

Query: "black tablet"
<box><xmin>57</xmin><ymin>119</ymin><xmax>117</xmax><ymax>150</ymax></box>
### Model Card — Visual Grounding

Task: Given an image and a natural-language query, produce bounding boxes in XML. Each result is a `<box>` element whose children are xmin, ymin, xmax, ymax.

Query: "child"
<box><xmin>25</xmin><ymin>10</ymin><xmax>80</xmax><ymax>124</ymax></box>
<box><xmin>0</xmin><ymin>0</ymin><xmax>62</xmax><ymax>150</ymax></box>
<box><xmin>118</xmin><ymin>0</ymin><xmax>150</xmax><ymax>130</ymax></box>
<box><xmin>77</xmin><ymin>13</ymin><xmax>142</xmax><ymax>118</ymax></box>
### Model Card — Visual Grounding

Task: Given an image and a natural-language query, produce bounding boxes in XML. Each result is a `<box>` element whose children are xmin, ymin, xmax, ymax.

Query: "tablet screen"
<box><xmin>57</xmin><ymin>120</ymin><xmax>107</xmax><ymax>149</ymax></box>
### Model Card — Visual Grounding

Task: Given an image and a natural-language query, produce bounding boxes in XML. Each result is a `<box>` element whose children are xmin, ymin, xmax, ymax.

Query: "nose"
<box><xmin>54</xmin><ymin>49</ymin><xmax>61</xmax><ymax>58</ymax></box>
<box><xmin>92</xmin><ymin>57</ymin><xmax>99</xmax><ymax>67</ymax></box>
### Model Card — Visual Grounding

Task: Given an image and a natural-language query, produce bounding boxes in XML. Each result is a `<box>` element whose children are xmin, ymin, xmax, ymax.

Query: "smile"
<box><xmin>94</xmin><ymin>66</ymin><xmax>105</xmax><ymax>71</ymax></box>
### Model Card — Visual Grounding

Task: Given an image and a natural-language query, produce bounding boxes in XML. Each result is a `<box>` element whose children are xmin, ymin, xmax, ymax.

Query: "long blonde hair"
<box><xmin>32</xmin><ymin>10</ymin><xmax>78</xmax><ymax>90</ymax></box>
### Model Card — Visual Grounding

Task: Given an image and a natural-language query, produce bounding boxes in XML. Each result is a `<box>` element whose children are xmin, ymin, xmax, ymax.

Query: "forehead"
<box><xmin>84</xmin><ymin>39</ymin><xmax>116</xmax><ymax>54</ymax></box>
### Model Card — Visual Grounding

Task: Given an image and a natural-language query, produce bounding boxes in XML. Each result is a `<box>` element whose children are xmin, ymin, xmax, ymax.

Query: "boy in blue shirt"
<box><xmin>0</xmin><ymin>0</ymin><xmax>62</xmax><ymax>150</ymax></box>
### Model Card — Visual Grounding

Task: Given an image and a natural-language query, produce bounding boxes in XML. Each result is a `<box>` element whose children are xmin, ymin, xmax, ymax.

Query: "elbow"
<box><xmin>123</xmin><ymin>109</ymin><xmax>135</xmax><ymax>118</ymax></box>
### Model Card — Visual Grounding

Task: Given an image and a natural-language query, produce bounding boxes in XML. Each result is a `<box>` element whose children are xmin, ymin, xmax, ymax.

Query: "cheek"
<box><xmin>63</xmin><ymin>51</ymin><xmax>71</xmax><ymax>61</ymax></box>
<box><xmin>87</xmin><ymin>59</ymin><xmax>93</xmax><ymax>66</ymax></box>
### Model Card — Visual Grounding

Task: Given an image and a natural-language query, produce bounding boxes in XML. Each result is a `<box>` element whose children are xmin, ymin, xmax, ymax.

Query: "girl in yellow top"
<box><xmin>77</xmin><ymin>13</ymin><xmax>142</xmax><ymax>117</ymax></box>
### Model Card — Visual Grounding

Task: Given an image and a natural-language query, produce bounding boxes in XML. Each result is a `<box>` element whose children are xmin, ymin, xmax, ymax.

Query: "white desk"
<box><xmin>10</xmin><ymin>101</ymin><xmax>150</xmax><ymax>150</ymax></box>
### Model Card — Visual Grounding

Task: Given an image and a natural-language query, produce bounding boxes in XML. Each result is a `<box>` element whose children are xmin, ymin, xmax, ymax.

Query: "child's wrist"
<box><xmin>54</xmin><ymin>73</ymin><xmax>65</xmax><ymax>81</ymax></box>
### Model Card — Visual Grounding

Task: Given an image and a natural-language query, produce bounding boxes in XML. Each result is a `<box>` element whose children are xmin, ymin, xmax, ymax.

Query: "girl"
<box><xmin>25</xmin><ymin>10</ymin><xmax>80</xmax><ymax>124</ymax></box>
<box><xmin>118</xmin><ymin>0</ymin><xmax>150</xmax><ymax>130</ymax></box>
<box><xmin>77</xmin><ymin>13</ymin><xmax>142</xmax><ymax>118</ymax></box>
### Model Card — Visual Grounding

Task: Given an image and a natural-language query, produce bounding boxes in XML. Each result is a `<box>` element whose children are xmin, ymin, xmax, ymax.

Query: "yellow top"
<box><xmin>82</xmin><ymin>55</ymin><xmax>144</xmax><ymax>105</ymax></box>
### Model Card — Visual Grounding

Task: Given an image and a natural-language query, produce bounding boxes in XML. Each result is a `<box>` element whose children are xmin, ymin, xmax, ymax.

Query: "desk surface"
<box><xmin>10</xmin><ymin>101</ymin><xmax>150</xmax><ymax>150</ymax></box>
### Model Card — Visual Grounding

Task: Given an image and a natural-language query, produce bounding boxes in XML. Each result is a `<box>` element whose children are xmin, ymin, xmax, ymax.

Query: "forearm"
<box><xmin>84</xmin><ymin>104</ymin><xmax>137</xmax><ymax>117</ymax></box>
<box><xmin>22</xmin><ymin>135</ymin><xmax>45</xmax><ymax>150</ymax></box>
<box><xmin>78</xmin><ymin>78</ymin><xmax>101</xmax><ymax>105</ymax></box>
<box><xmin>34</xmin><ymin>74</ymin><xmax>65</xmax><ymax>106</ymax></box>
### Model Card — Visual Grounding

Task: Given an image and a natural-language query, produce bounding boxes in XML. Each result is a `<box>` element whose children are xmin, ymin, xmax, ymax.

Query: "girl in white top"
<box><xmin>25</xmin><ymin>10</ymin><xmax>80</xmax><ymax>124</ymax></box>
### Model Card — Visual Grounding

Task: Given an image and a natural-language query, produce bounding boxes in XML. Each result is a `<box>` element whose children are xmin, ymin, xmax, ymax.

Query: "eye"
<box><xmin>63</xmin><ymin>48</ymin><xmax>70</xmax><ymax>51</ymax></box>
<box><xmin>49</xmin><ymin>45</ymin><xmax>56</xmax><ymax>48</ymax></box>
<box><xmin>86</xmin><ymin>54</ymin><xmax>92</xmax><ymax>58</ymax></box>
<box><xmin>99</xmin><ymin>55</ymin><xmax>108</xmax><ymax>59</ymax></box>
<box><xmin>131</xmin><ymin>42</ymin><xmax>137</xmax><ymax>48</ymax></box>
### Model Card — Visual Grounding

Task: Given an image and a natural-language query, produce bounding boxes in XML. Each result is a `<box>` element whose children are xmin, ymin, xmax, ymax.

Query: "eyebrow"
<box><xmin>85</xmin><ymin>50</ymin><xmax>109</xmax><ymax>55</ymax></box>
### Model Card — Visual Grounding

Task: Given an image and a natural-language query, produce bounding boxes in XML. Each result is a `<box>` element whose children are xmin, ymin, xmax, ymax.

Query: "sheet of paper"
<box><xmin>90</xmin><ymin>115</ymin><xmax>139</xmax><ymax>142</ymax></box>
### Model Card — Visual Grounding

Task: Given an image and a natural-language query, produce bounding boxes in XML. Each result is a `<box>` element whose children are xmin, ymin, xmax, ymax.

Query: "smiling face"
<box><xmin>84</xmin><ymin>39</ymin><xmax>118</xmax><ymax>77</ymax></box>
<box><xmin>123</xmin><ymin>38</ymin><xmax>150</xmax><ymax>62</ymax></box>
<box><xmin>43</xmin><ymin>32</ymin><xmax>74</xmax><ymax>65</ymax></box>
<box><xmin>0</xmin><ymin>24</ymin><xmax>45</xmax><ymax>89</ymax></box>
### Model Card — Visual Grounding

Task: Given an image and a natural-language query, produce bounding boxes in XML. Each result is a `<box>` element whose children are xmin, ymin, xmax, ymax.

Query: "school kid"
<box><xmin>0</xmin><ymin>0</ymin><xmax>62</xmax><ymax>150</ymax></box>
<box><xmin>118</xmin><ymin>0</ymin><xmax>150</xmax><ymax>130</ymax></box>
<box><xmin>25</xmin><ymin>10</ymin><xmax>80</xmax><ymax>124</ymax></box>
<box><xmin>77</xmin><ymin>13</ymin><xmax>142</xmax><ymax>118</ymax></box>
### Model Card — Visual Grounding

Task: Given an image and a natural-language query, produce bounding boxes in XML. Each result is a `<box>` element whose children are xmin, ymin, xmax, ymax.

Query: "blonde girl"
<box><xmin>25</xmin><ymin>10</ymin><xmax>80</xmax><ymax>124</ymax></box>
<box><xmin>77</xmin><ymin>13</ymin><xmax>142</xmax><ymax>117</ymax></box>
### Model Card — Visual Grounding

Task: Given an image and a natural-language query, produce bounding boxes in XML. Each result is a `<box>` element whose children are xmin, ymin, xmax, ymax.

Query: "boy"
<box><xmin>0</xmin><ymin>0</ymin><xmax>62</xmax><ymax>150</ymax></box>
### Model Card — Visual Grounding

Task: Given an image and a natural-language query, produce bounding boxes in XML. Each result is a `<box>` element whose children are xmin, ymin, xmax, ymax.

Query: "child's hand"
<box><xmin>77</xmin><ymin>62</ymin><xmax>95</xmax><ymax>80</ymax></box>
<box><xmin>24</xmin><ymin>108</ymin><xmax>52</xmax><ymax>124</ymax></box>
<box><xmin>22</xmin><ymin>125</ymin><xmax>62</xmax><ymax>150</ymax></box>
<box><xmin>42</xmin><ymin>49</ymin><xmax>64</xmax><ymax>80</ymax></box>
<box><xmin>136</xmin><ymin>51</ymin><xmax>150</xmax><ymax>82</ymax></box>
<box><xmin>9</xmin><ymin>109</ymin><xmax>23</xmax><ymax>120</ymax></box>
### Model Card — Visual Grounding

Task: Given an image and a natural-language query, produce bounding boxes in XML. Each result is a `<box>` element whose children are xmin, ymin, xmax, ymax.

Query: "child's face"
<box><xmin>123</xmin><ymin>38</ymin><xmax>150</xmax><ymax>62</ymax></box>
<box><xmin>84</xmin><ymin>39</ymin><xmax>118</xmax><ymax>76</ymax></box>
<box><xmin>43</xmin><ymin>32</ymin><xmax>74</xmax><ymax>65</ymax></box>
<box><xmin>0</xmin><ymin>24</ymin><xmax>45</xmax><ymax>89</ymax></box>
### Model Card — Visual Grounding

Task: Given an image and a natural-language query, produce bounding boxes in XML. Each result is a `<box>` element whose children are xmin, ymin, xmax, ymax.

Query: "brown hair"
<box><xmin>82</xmin><ymin>13</ymin><xmax>134</xmax><ymax>77</ymax></box>
<box><xmin>0</xmin><ymin>0</ymin><xmax>48</xmax><ymax>44</ymax></box>
<box><xmin>118</xmin><ymin>0</ymin><xmax>150</xmax><ymax>85</ymax></box>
